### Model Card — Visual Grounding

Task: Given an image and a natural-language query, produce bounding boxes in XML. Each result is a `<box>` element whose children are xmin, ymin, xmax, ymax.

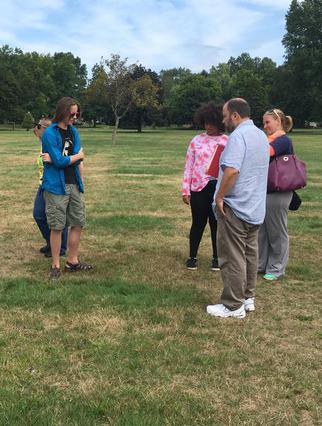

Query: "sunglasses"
<box><xmin>69</xmin><ymin>112</ymin><xmax>80</xmax><ymax>119</ymax></box>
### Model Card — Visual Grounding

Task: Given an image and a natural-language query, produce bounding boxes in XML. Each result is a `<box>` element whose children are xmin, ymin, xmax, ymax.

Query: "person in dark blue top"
<box><xmin>258</xmin><ymin>108</ymin><xmax>294</xmax><ymax>280</ymax></box>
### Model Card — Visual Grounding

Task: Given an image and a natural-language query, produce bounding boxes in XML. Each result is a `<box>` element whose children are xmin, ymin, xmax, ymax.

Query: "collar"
<box><xmin>235</xmin><ymin>119</ymin><xmax>253</xmax><ymax>130</ymax></box>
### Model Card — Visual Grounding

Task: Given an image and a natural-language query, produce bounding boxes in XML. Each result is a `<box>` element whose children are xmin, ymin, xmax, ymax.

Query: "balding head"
<box><xmin>225</xmin><ymin>98</ymin><xmax>250</xmax><ymax>118</ymax></box>
<box><xmin>223</xmin><ymin>98</ymin><xmax>250</xmax><ymax>132</ymax></box>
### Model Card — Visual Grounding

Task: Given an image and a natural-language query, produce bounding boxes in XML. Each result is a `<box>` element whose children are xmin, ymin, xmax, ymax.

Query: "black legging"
<box><xmin>189</xmin><ymin>180</ymin><xmax>217</xmax><ymax>259</ymax></box>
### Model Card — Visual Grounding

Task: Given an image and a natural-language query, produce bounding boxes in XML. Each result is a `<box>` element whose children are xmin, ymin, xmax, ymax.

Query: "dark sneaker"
<box><xmin>40</xmin><ymin>244</ymin><xmax>50</xmax><ymax>254</ymax></box>
<box><xmin>211</xmin><ymin>258</ymin><xmax>220</xmax><ymax>271</ymax></box>
<box><xmin>49</xmin><ymin>266</ymin><xmax>61</xmax><ymax>280</ymax></box>
<box><xmin>44</xmin><ymin>251</ymin><xmax>66</xmax><ymax>258</ymax></box>
<box><xmin>186</xmin><ymin>257</ymin><xmax>197</xmax><ymax>270</ymax></box>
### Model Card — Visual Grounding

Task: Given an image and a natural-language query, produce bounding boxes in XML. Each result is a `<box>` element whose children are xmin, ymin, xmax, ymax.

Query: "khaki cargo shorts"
<box><xmin>44</xmin><ymin>184</ymin><xmax>86</xmax><ymax>230</ymax></box>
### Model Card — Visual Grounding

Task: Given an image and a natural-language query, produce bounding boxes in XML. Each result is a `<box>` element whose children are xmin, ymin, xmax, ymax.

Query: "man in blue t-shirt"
<box><xmin>207</xmin><ymin>98</ymin><xmax>269</xmax><ymax>319</ymax></box>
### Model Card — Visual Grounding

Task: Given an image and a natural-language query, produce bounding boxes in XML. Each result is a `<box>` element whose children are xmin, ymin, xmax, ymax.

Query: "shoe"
<box><xmin>49</xmin><ymin>266</ymin><xmax>61</xmax><ymax>280</ymax></box>
<box><xmin>245</xmin><ymin>297</ymin><xmax>255</xmax><ymax>312</ymax></box>
<box><xmin>211</xmin><ymin>258</ymin><xmax>220</xmax><ymax>271</ymax></box>
<box><xmin>206</xmin><ymin>304</ymin><xmax>246</xmax><ymax>319</ymax></box>
<box><xmin>263</xmin><ymin>273</ymin><xmax>278</xmax><ymax>281</ymax></box>
<box><xmin>64</xmin><ymin>261</ymin><xmax>93</xmax><ymax>272</ymax></box>
<box><xmin>186</xmin><ymin>257</ymin><xmax>197</xmax><ymax>270</ymax></box>
<box><xmin>40</xmin><ymin>244</ymin><xmax>50</xmax><ymax>254</ymax></box>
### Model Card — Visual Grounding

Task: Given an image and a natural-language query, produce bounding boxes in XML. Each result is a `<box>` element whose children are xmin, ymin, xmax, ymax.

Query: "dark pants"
<box><xmin>33</xmin><ymin>186</ymin><xmax>68</xmax><ymax>252</ymax></box>
<box><xmin>189</xmin><ymin>180</ymin><xmax>217</xmax><ymax>259</ymax></box>
<box><xmin>217</xmin><ymin>205</ymin><xmax>259</xmax><ymax>310</ymax></box>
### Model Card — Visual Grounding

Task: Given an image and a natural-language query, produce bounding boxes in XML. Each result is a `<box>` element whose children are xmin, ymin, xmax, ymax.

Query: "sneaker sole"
<box><xmin>187</xmin><ymin>267</ymin><xmax>197</xmax><ymax>270</ymax></box>
<box><xmin>210</xmin><ymin>313</ymin><xmax>246</xmax><ymax>319</ymax></box>
<box><xmin>211</xmin><ymin>267</ymin><xmax>220</xmax><ymax>271</ymax></box>
<box><xmin>207</xmin><ymin>309</ymin><xmax>246</xmax><ymax>319</ymax></box>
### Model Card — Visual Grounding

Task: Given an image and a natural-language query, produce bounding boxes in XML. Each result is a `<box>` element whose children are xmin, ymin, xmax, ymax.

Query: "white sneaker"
<box><xmin>206</xmin><ymin>304</ymin><xmax>246</xmax><ymax>319</ymax></box>
<box><xmin>244</xmin><ymin>297</ymin><xmax>255</xmax><ymax>312</ymax></box>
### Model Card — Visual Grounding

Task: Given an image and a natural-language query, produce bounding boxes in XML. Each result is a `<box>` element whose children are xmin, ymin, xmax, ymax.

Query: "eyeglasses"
<box><xmin>69</xmin><ymin>112</ymin><xmax>80</xmax><ymax>119</ymax></box>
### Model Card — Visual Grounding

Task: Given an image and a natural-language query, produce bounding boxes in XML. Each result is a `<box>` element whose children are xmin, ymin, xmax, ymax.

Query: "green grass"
<box><xmin>0</xmin><ymin>128</ymin><xmax>321</xmax><ymax>425</ymax></box>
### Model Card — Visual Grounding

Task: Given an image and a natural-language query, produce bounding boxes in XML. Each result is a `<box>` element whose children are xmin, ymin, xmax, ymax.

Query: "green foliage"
<box><xmin>0</xmin><ymin>45</ymin><xmax>87</xmax><ymax>123</ymax></box>
<box><xmin>280</xmin><ymin>0</ymin><xmax>322</xmax><ymax>123</ymax></box>
<box><xmin>167</xmin><ymin>74</ymin><xmax>222</xmax><ymax>125</ymax></box>
<box><xmin>230</xmin><ymin>69</ymin><xmax>269</xmax><ymax>124</ymax></box>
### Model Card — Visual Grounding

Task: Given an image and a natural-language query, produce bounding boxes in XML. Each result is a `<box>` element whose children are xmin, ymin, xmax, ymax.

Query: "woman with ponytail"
<box><xmin>258</xmin><ymin>108</ymin><xmax>294</xmax><ymax>281</ymax></box>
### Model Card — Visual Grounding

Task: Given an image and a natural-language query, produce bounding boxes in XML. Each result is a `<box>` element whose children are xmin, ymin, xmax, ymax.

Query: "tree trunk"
<box><xmin>137</xmin><ymin>110</ymin><xmax>142</xmax><ymax>133</ymax></box>
<box><xmin>112</xmin><ymin>116</ymin><xmax>120</xmax><ymax>145</ymax></box>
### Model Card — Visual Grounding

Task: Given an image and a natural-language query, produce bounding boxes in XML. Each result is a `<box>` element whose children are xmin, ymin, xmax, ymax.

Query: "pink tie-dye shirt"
<box><xmin>182</xmin><ymin>133</ymin><xmax>228</xmax><ymax>196</ymax></box>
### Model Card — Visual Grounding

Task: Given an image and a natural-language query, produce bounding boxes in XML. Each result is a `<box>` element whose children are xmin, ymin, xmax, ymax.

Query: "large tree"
<box><xmin>0</xmin><ymin>45</ymin><xmax>87</xmax><ymax>123</ymax></box>
<box><xmin>128</xmin><ymin>64</ymin><xmax>161</xmax><ymax>132</ymax></box>
<box><xmin>230</xmin><ymin>69</ymin><xmax>269</xmax><ymax>125</ymax></box>
<box><xmin>167</xmin><ymin>73</ymin><xmax>222</xmax><ymax>125</ymax></box>
<box><xmin>282</xmin><ymin>0</ymin><xmax>322</xmax><ymax>123</ymax></box>
<box><xmin>131</xmin><ymin>74</ymin><xmax>160</xmax><ymax>132</ymax></box>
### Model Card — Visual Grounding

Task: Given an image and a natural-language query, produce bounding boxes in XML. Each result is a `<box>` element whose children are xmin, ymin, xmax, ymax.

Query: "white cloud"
<box><xmin>0</xmin><ymin>0</ymin><xmax>292</xmax><ymax>72</ymax></box>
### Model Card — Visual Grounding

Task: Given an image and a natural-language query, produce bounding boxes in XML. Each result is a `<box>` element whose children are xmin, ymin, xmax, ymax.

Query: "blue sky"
<box><xmin>0</xmin><ymin>0</ymin><xmax>292</xmax><ymax>73</ymax></box>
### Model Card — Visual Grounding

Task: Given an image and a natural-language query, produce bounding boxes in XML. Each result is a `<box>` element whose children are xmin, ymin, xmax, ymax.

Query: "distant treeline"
<box><xmin>0</xmin><ymin>0</ymin><xmax>321</xmax><ymax>129</ymax></box>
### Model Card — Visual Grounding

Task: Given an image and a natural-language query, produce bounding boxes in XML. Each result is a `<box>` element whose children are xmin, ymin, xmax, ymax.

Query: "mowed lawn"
<box><xmin>0</xmin><ymin>127</ymin><xmax>321</xmax><ymax>425</ymax></box>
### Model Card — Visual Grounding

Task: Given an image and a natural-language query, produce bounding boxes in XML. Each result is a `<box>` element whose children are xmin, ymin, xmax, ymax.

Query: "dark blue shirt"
<box><xmin>271</xmin><ymin>135</ymin><xmax>294</xmax><ymax>159</ymax></box>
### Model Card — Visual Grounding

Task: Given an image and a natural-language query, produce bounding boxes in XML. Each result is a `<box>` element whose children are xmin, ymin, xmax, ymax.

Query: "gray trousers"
<box><xmin>217</xmin><ymin>205</ymin><xmax>260</xmax><ymax>310</ymax></box>
<box><xmin>258</xmin><ymin>191</ymin><xmax>292</xmax><ymax>277</ymax></box>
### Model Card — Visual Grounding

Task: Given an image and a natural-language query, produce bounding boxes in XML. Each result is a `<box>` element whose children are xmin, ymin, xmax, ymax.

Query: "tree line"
<box><xmin>0</xmin><ymin>0</ymin><xmax>321</xmax><ymax>137</ymax></box>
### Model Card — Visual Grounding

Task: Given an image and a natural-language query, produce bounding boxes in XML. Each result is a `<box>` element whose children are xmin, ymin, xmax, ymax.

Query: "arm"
<box><xmin>182</xmin><ymin>139</ymin><xmax>195</xmax><ymax>204</ymax></box>
<box><xmin>42</xmin><ymin>130</ymin><xmax>84</xmax><ymax>168</ymax></box>
<box><xmin>78</xmin><ymin>161</ymin><xmax>84</xmax><ymax>181</ymax></box>
<box><xmin>215</xmin><ymin>167</ymin><xmax>239</xmax><ymax>216</ymax></box>
<box><xmin>215</xmin><ymin>132</ymin><xmax>245</xmax><ymax>215</ymax></box>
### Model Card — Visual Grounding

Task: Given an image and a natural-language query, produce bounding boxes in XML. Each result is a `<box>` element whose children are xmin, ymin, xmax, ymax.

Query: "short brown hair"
<box><xmin>53</xmin><ymin>97</ymin><xmax>80</xmax><ymax>123</ymax></box>
<box><xmin>226</xmin><ymin>98</ymin><xmax>250</xmax><ymax>118</ymax></box>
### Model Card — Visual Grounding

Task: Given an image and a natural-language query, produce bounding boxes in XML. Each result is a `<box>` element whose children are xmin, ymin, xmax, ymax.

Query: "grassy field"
<box><xmin>0</xmin><ymin>127</ymin><xmax>321</xmax><ymax>425</ymax></box>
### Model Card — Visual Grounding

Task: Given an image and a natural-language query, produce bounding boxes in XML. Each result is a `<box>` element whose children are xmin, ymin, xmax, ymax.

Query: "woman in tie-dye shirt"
<box><xmin>182</xmin><ymin>102</ymin><xmax>228</xmax><ymax>271</ymax></box>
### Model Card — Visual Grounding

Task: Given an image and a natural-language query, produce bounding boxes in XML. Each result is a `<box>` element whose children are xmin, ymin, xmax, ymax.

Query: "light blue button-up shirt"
<box><xmin>215</xmin><ymin>119</ymin><xmax>269</xmax><ymax>225</ymax></box>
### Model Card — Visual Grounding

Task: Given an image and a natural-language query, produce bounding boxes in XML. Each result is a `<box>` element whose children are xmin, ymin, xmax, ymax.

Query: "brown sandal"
<box><xmin>64</xmin><ymin>261</ymin><xmax>93</xmax><ymax>272</ymax></box>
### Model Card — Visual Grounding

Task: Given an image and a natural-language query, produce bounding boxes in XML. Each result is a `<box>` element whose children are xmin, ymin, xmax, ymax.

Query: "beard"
<box><xmin>225</xmin><ymin>117</ymin><xmax>236</xmax><ymax>133</ymax></box>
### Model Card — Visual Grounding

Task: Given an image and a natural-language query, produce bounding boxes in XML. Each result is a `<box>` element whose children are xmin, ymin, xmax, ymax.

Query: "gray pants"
<box><xmin>217</xmin><ymin>205</ymin><xmax>260</xmax><ymax>310</ymax></box>
<box><xmin>258</xmin><ymin>191</ymin><xmax>292</xmax><ymax>277</ymax></box>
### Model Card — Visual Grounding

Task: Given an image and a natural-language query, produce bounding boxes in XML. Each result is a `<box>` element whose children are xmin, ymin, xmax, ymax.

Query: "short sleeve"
<box><xmin>220</xmin><ymin>133</ymin><xmax>245</xmax><ymax>171</ymax></box>
<box><xmin>271</xmin><ymin>136</ymin><xmax>294</xmax><ymax>156</ymax></box>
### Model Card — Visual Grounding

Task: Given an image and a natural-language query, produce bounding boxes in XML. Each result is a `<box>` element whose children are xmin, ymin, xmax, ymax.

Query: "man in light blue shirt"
<box><xmin>207</xmin><ymin>98</ymin><xmax>269</xmax><ymax>318</ymax></box>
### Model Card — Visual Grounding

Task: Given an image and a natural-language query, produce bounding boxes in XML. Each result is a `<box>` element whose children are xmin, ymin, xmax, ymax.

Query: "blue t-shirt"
<box><xmin>215</xmin><ymin>119</ymin><xmax>269</xmax><ymax>225</ymax></box>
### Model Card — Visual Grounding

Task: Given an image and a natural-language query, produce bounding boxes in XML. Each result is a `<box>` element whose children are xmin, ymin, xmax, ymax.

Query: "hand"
<box><xmin>78</xmin><ymin>147</ymin><xmax>84</xmax><ymax>160</ymax></box>
<box><xmin>41</xmin><ymin>152</ymin><xmax>52</xmax><ymax>163</ymax></box>
<box><xmin>182</xmin><ymin>195</ymin><xmax>190</xmax><ymax>205</ymax></box>
<box><xmin>215</xmin><ymin>196</ymin><xmax>225</xmax><ymax>216</ymax></box>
